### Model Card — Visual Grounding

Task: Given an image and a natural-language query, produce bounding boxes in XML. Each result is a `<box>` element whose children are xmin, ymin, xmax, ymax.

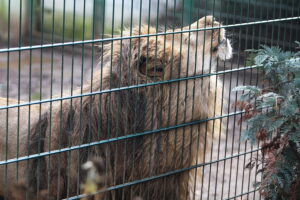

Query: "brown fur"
<box><xmin>0</xmin><ymin>16</ymin><xmax>232</xmax><ymax>200</ymax></box>
<box><xmin>0</xmin><ymin>98</ymin><xmax>43</xmax><ymax>200</ymax></box>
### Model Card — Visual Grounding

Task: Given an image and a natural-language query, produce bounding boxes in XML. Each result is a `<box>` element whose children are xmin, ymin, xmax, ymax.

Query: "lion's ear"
<box><xmin>138</xmin><ymin>56</ymin><xmax>164</xmax><ymax>79</ymax></box>
<box><xmin>194</xmin><ymin>16</ymin><xmax>223</xmax><ymax>50</ymax></box>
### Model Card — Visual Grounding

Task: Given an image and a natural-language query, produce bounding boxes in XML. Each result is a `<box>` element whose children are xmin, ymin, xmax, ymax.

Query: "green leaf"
<box><xmin>256</xmin><ymin>92</ymin><xmax>282</xmax><ymax>109</ymax></box>
<box><xmin>253</xmin><ymin>181</ymin><xmax>261</xmax><ymax>189</ymax></box>
<box><xmin>267</xmin><ymin>118</ymin><xmax>286</xmax><ymax>132</ymax></box>
<box><xmin>232</xmin><ymin>85</ymin><xmax>261</xmax><ymax>94</ymax></box>
<box><xmin>289</xmin><ymin>133</ymin><xmax>300</xmax><ymax>153</ymax></box>
<box><xmin>293</xmin><ymin>78</ymin><xmax>300</xmax><ymax>87</ymax></box>
<box><xmin>245</xmin><ymin>49</ymin><xmax>259</xmax><ymax>53</ymax></box>
<box><xmin>280</xmin><ymin>98</ymin><xmax>298</xmax><ymax>117</ymax></box>
<box><xmin>255</xmin><ymin>54</ymin><xmax>269</xmax><ymax>65</ymax></box>
<box><xmin>241</xmin><ymin>127</ymin><xmax>259</xmax><ymax>144</ymax></box>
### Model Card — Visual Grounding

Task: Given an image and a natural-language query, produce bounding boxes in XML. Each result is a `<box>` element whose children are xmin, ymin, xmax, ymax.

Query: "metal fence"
<box><xmin>0</xmin><ymin>0</ymin><xmax>299</xmax><ymax>200</ymax></box>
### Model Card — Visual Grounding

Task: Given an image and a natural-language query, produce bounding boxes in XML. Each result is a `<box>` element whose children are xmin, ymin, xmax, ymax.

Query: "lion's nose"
<box><xmin>213</xmin><ymin>39</ymin><xmax>227</xmax><ymax>52</ymax></box>
<box><xmin>219</xmin><ymin>39</ymin><xmax>227</xmax><ymax>45</ymax></box>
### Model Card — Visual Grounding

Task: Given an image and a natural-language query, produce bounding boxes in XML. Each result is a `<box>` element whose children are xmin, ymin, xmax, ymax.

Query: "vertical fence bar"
<box><xmin>146</xmin><ymin>1</ymin><xmax>153</xmax><ymax>199</ymax></box>
<box><xmin>58</xmin><ymin>0</ymin><xmax>66</xmax><ymax>197</ymax></box>
<box><xmin>16</xmin><ymin>0</ymin><xmax>23</xmax><ymax>184</ymax></box>
<box><xmin>26</xmin><ymin>0</ymin><xmax>34</xmax><ymax>199</ymax></box>
<box><xmin>47</xmin><ymin>0</ymin><xmax>55</xmax><ymax>198</ymax></box>
<box><xmin>200</xmin><ymin>4</ymin><xmax>208</xmax><ymax>200</ymax></box>
<box><xmin>4</xmin><ymin>0</ymin><xmax>10</xmax><ymax>198</ymax></box>
<box><xmin>207</xmin><ymin>1</ymin><xmax>217</xmax><ymax>198</ymax></box>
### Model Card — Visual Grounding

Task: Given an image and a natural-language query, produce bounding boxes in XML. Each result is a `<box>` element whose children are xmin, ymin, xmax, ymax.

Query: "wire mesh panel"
<box><xmin>0</xmin><ymin>0</ymin><xmax>299</xmax><ymax>200</ymax></box>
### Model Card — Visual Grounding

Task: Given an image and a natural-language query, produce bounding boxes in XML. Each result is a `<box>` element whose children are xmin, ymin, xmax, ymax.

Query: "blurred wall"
<box><xmin>0</xmin><ymin>0</ymin><xmax>27</xmax><ymax>46</ymax></box>
<box><xmin>42</xmin><ymin>0</ymin><xmax>181</xmax><ymax>37</ymax></box>
<box><xmin>104</xmin><ymin>0</ymin><xmax>181</xmax><ymax>30</ymax></box>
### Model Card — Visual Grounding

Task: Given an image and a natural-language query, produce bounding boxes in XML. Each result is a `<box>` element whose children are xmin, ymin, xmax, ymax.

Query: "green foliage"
<box><xmin>43</xmin><ymin>11</ymin><xmax>94</xmax><ymax>41</ymax></box>
<box><xmin>234</xmin><ymin>43</ymin><xmax>300</xmax><ymax>200</ymax></box>
<box><xmin>245</xmin><ymin>52</ymin><xmax>257</xmax><ymax>67</ymax></box>
<box><xmin>31</xmin><ymin>92</ymin><xmax>41</xmax><ymax>101</ymax></box>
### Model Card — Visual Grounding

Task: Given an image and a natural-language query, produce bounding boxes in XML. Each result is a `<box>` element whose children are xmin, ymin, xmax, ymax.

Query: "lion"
<box><xmin>0</xmin><ymin>98</ymin><xmax>42</xmax><ymax>199</ymax></box>
<box><xmin>0</xmin><ymin>16</ymin><xmax>232</xmax><ymax>200</ymax></box>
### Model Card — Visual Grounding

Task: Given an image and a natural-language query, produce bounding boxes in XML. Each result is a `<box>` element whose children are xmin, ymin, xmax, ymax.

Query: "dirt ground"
<box><xmin>0</xmin><ymin>47</ymin><xmax>263</xmax><ymax>200</ymax></box>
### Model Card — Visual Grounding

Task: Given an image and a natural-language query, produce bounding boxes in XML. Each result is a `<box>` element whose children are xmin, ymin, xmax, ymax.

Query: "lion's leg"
<box><xmin>208</xmin><ymin>77</ymin><xmax>225</xmax><ymax>139</ymax></box>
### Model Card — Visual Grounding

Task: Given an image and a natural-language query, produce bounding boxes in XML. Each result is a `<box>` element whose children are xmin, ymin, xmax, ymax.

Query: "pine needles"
<box><xmin>234</xmin><ymin>42</ymin><xmax>300</xmax><ymax>200</ymax></box>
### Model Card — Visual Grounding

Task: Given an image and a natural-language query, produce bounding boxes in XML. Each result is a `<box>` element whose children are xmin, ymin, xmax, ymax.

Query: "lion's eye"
<box><xmin>139</xmin><ymin>56</ymin><xmax>147</xmax><ymax>66</ymax></box>
<box><xmin>213</xmin><ymin>46</ymin><xmax>218</xmax><ymax>52</ymax></box>
<box><xmin>149</xmin><ymin>66</ymin><xmax>163</xmax><ymax>73</ymax></box>
<box><xmin>146</xmin><ymin>66</ymin><xmax>164</xmax><ymax>78</ymax></box>
<box><xmin>213</xmin><ymin>39</ymin><xmax>226</xmax><ymax>52</ymax></box>
<box><xmin>155</xmin><ymin>67</ymin><xmax>163</xmax><ymax>73</ymax></box>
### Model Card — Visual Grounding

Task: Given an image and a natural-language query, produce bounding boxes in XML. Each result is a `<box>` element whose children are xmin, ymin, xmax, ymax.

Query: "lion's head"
<box><xmin>95</xmin><ymin>16</ymin><xmax>232</xmax><ymax>86</ymax></box>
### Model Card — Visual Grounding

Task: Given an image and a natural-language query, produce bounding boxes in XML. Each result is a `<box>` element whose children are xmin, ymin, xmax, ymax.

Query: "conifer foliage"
<box><xmin>234</xmin><ymin>43</ymin><xmax>300</xmax><ymax>200</ymax></box>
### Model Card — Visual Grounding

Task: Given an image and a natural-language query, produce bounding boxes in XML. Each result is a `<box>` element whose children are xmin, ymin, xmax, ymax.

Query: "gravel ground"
<box><xmin>0</xmin><ymin>48</ymin><xmax>263</xmax><ymax>200</ymax></box>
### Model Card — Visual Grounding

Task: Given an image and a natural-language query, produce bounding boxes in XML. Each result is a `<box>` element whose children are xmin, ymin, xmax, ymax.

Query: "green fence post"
<box><xmin>25</xmin><ymin>0</ymin><xmax>38</xmax><ymax>39</ymax></box>
<box><xmin>95</xmin><ymin>0</ymin><xmax>105</xmax><ymax>37</ymax></box>
<box><xmin>182</xmin><ymin>0</ymin><xmax>194</xmax><ymax>26</ymax></box>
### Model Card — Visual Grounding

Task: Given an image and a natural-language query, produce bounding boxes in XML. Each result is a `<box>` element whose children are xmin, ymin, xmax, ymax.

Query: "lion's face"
<box><xmin>128</xmin><ymin>16</ymin><xmax>232</xmax><ymax>82</ymax></box>
<box><xmin>100</xmin><ymin>16</ymin><xmax>232</xmax><ymax>86</ymax></box>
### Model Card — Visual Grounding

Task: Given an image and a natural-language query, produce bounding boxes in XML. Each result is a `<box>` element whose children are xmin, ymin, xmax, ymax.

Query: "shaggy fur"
<box><xmin>0</xmin><ymin>16</ymin><xmax>232</xmax><ymax>200</ymax></box>
<box><xmin>0</xmin><ymin>98</ymin><xmax>44</xmax><ymax>200</ymax></box>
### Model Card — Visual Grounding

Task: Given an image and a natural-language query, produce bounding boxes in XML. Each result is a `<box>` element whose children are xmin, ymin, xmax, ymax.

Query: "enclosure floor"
<box><xmin>199</xmin><ymin>60</ymin><xmax>262</xmax><ymax>200</ymax></box>
<box><xmin>0</xmin><ymin>49</ymin><xmax>262</xmax><ymax>200</ymax></box>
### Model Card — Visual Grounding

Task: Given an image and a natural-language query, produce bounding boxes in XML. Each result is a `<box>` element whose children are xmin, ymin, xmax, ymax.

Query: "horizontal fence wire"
<box><xmin>225</xmin><ymin>189</ymin><xmax>260</xmax><ymax>200</ymax></box>
<box><xmin>0</xmin><ymin>16</ymin><xmax>299</xmax><ymax>53</ymax></box>
<box><xmin>0</xmin><ymin>109</ymin><xmax>244</xmax><ymax>166</ymax></box>
<box><xmin>64</xmin><ymin>148</ymin><xmax>261</xmax><ymax>200</ymax></box>
<box><xmin>0</xmin><ymin>64</ymin><xmax>261</xmax><ymax>110</ymax></box>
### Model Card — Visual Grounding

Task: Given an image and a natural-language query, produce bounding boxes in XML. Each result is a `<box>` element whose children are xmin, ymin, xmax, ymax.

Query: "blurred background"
<box><xmin>0</xmin><ymin>0</ymin><xmax>299</xmax><ymax>48</ymax></box>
